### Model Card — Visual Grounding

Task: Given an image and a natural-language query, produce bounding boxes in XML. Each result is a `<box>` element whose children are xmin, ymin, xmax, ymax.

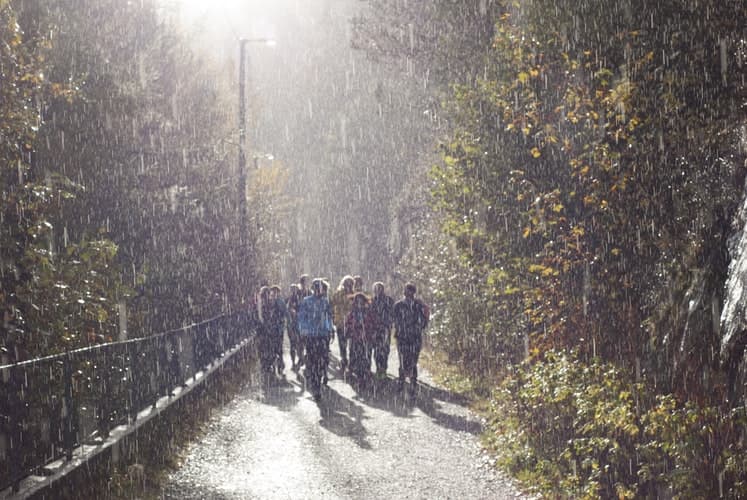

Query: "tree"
<box><xmin>27</xmin><ymin>0</ymin><xmax>260</xmax><ymax>334</ymax></box>
<box><xmin>1</xmin><ymin>0</ymin><xmax>125</xmax><ymax>358</ymax></box>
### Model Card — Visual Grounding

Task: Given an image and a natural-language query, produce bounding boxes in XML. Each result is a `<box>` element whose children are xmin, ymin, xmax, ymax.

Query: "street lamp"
<box><xmin>237</xmin><ymin>37</ymin><xmax>275</xmax><ymax>263</ymax></box>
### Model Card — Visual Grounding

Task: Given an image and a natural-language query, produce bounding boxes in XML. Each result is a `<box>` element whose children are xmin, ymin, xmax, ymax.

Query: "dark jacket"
<box><xmin>392</xmin><ymin>298</ymin><xmax>429</xmax><ymax>342</ymax></box>
<box><xmin>370</xmin><ymin>294</ymin><xmax>394</xmax><ymax>335</ymax></box>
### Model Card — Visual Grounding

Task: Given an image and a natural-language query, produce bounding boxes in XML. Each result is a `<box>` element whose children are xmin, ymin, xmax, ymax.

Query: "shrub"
<box><xmin>489</xmin><ymin>351</ymin><xmax>747</xmax><ymax>499</ymax></box>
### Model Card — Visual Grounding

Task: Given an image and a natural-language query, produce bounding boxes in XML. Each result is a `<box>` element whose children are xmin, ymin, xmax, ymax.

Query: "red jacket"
<box><xmin>345</xmin><ymin>307</ymin><xmax>380</xmax><ymax>342</ymax></box>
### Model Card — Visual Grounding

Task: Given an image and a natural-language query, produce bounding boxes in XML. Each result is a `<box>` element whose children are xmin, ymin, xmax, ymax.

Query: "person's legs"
<box><xmin>322</xmin><ymin>337</ymin><xmax>330</xmax><ymax>385</ymax></box>
<box><xmin>258</xmin><ymin>333</ymin><xmax>275</xmax><ymax>386</ymax></box>
<box><xmin>298</xmin><ymin>336</ymin><xmax>306</xmax><ymax>367</ymax></box>
<box><xmin>397</xmin><ymin>341</ymin><xmax>409</xmax><ymax>390</ymax></box>
<box><xmin>374</xmin><ymin>330</ymin><xmax>390</xmax><ymax>376</ymax></box>
<box><xmin>336</xmin><ymin>325</ymin><xmax>348</xmax><ymax>374</ymax></box>
<box><xmin>349</xmin><ymin>339</ymin><xmax>361</xmax><ymax>378</ymax></box>
<box><xmin>274</xmin><ymin>334</ymin><xmax>284</xmax><ymax>373</ymax></box>
<box><xmin>304</xmin><ymin>337</ymin><xmax>325</xmax><ymax>399</ymax></box>
<box><xmin>410</xmin><ymin>335</ymin><xmax>422</xmax><ymax>395</ymax></box>
<box><xmin>363</xmin><ymin>340</ymin><xmax>373</xmax><ymax>380</ymax></box>
<box><xmin>288</xmin><ymin>327</ymin><xmax>299</xmax><ymax>370</ymax></box>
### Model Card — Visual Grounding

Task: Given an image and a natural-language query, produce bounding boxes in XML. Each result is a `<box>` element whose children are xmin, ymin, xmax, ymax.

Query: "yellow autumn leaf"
<box><xmin>528</xmin><ymin>264</ymin><xmax>546</xmax><ymax>274</ymax></box>
<box><xmin>530</xmin><ymin>147</ymin><xmax>541</xmax><ymax>158</ymax></box>
<box><xmin>522</xmin><ymin>227</ymin><xmax>531</xmax><ymax>238</ymax></box>
<box><xmin>518</xmin><ymin>71</ymin><xmax>529</xmax><ymax>84</ymax></box>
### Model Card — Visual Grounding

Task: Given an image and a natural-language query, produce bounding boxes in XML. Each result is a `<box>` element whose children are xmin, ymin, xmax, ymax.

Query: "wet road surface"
<box><xmin>162</xmin><ymin>345</ymin><xmax>529</xmax><ymax>499</ymax></box>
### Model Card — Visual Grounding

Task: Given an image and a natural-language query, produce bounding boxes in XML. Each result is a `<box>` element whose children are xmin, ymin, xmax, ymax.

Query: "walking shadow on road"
<box><xmin>413</xmin><ymin>382</ymin><xmax>484</xmax><ymax>435</ymax></box>
<box><xmin>256</xmin><ymin>371</ymin><xmax>305</xmax><ymax>411</ymax></box>
<box><xmin>349</xmin><ymin>376</ymin><xmax>416</xmax><ymax>417</ymax></box>
<box><xmin>316</xmin><ymin>386</ymin><xmax>372</xmax><ymax>449</ymax></box>
<box><xmin>349</xmin><ymin>376</ymin><xmax>483</xmax><ymax>435</ymax></box>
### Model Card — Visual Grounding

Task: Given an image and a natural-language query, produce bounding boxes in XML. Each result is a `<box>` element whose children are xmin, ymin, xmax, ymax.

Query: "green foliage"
<box><xmin>248</xmin><ymin>161</ymin><xmax>297</xmax><ymax>284</ymax></box>
<box><xmin>2</xmin><ymin>0</ymin><xmax>263</xmax><ymax>359</ymax></box>
<box><xmin>431</xmin><ymin>0</ymin><xmax>746</xmax><ymax>391</ymax></box>
<box><xmin>358</xmin><ymin>1</ymin><xmax>747</xmax><ymax>496</ymax></box>
<box><xmin>489</xmin><ymin>353</ymin><xmax>747</xmax><ymax>499</ymax></box>
<box><xmin>15</xmin><ymin>237</ymin><xmax>125</xmax><ymax>355</ymax></box>
<box><xmin>0</xmin><ymin>1</ymin><xmax>124</xmax><ymax>359</ymax></box>
<box><xmin>25</xmin><ymin>0</ymin><xmax>261</xmax><ymax>335</ymax></box>
<box><xmin>505</xmin><ymin>352</ymin><xmax>641</xmax><ymax>498</ymax></box>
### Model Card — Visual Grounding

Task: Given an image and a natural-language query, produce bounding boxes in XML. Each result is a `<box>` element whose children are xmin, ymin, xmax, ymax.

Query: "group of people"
<box><xmin>253</xmin><ymin>274</ymin><xmax>430</xmax><ymax>401</ymax></box>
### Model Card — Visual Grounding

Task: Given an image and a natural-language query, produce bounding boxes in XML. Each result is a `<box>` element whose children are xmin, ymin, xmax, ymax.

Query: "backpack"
<box><xmin>415</xmin><ymin>299</ymin><xmax>430</xmax><ymax>329</ymax></box>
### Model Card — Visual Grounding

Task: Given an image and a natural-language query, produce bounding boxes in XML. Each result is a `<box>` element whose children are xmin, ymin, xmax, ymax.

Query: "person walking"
<box><xmin>345</xmin><ymin>292</ymin><xmax>379</xmax><ymax>387</ymax></box>
<box><xmin>393</xmin><ymin>283</ymin><xmax>429</xmax><ymax>396</ymax></box>
<box><xmin>370</xmin><ymin>282</ymin><xmax>394</xmax><ymax>379</ymax></box>
<box><xmin>321</xmin><ymin>279</ymin><xmax>332</xmax><ymax>385</ymax></box>
<box><xmin>292</xmin><ymin>274</ymin><xmax>313</xmax><ymax>370</ymax></box>
<box><xmin>331</xmin><ymin>275</ymin><xmax>355</xmax><ymax>376</ymax></box>
<box><xmin>297</xmin><ymin>279</ymin><xmax>334</xmax><ymax>401</ymax></box>
<box><xmin>298</xmin><ymin>274</ymin><xmax>312</xmax><ymax>299</ymax></box>
<box><xmin>256</xmin><ymin>286</ymin><xmax>276</xmax><ymax>382</ymax></box>
<box><xmin>353</xmin><ymin>275</ymin><xmax>366</xmax><ymax>296</ymax></box>
<box><xmin>269</xmin><ymin>285</ymin><xmax>288</xmax><ymax>376</ymax></box>
<box><xmin>286</xmin><ymin>284</ymin><xmax>303</xmax><ymax>371</ymax></box>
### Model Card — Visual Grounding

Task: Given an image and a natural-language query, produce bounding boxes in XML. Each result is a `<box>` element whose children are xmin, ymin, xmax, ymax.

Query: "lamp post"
<box><xmin>237</xmin><ymin>37</ymin><xmax>275</xmax><ymax>291</ymax></box>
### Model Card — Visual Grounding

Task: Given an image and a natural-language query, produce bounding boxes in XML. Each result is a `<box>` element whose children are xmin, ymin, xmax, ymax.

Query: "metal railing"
<box><xmin>0</xmin><ymin>310</ymin><xmax>253</xmax><ymax>494</ymax></box>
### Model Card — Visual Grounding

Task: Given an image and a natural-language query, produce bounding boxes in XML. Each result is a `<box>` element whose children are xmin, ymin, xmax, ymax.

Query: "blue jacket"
<box><xmin>298</xmin><ymin>295</ymin><xmax>333</xmax><ymax>337</ymax></box>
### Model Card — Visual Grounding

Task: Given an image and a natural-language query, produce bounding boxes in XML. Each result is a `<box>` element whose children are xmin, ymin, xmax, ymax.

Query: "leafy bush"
<box><xmin>488</xmin><ymin>351</ymin><xmax>747</xmax><ymax>499</ymax></box>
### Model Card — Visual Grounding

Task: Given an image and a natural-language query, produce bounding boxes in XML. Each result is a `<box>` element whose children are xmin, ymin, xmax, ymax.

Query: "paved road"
<box><xmin>161</xmin><ymin>344</ymin><xmax>529</xmax><ymax>499</ymax></box>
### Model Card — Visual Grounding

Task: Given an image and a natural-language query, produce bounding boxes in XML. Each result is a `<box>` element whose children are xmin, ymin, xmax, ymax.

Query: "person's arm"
<box><xmin>324</xmin><ymin>300</ymin><xmax>334</xmax><ymax>336</ymax></box>
<box><xmin>344</xmin><ymin>312</ymin><xmax>354</xmax><ymax>337</ymax></box>
<box><xmin>385</xmin><ymin>297</ymin><xmax>395</xmax><ymax>328</ymax></box>
<box><xmin>297</xmin><ymin>300</ymin><xmax>309</xmax><ymax>335</ymax></box>
<box><xmin>418</xmin><ymin>300</ymin><xmax>430</xmax><ymax>329</ymax></box>
<box><xmin>392</xmin><ymin>303</ymin><xmax>401</xmax><ymax>339</ymax></box>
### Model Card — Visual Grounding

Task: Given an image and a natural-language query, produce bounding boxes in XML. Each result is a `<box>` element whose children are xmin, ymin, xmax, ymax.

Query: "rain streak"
<box><xmin>1</xmin><ymin>1</ymin><xmax>746</xmax><ymax>499</ymax></box>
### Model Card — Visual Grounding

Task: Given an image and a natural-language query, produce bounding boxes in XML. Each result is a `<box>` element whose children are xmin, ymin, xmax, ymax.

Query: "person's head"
<box><xmin>311</xmin><ymin>278</ymin><xmax>324</xmax><ymax>297</ymax></box>
<box><xmin>353</xmin><ymin>275</ymin><xmax>364</xmax><ymax>292</ymax></box>
<box><xmin>259</xmin><ymin>286</ymin><xmax>270</xmax><ymax>300</ymax></box>
<box><xmin>404</xmin><ymin>283</ymin><xmax>417</xmax><ymax>300</ymax></box>
<box><xmin>299</xmin><ymin>274</ymin><xmax>310</xmax><ymax>290</ymax></box>
<box><xmin>289</xmin><ymin>283</ymin><xmax>300</xmax><ymax>295</ymax></box>
<box><xmin>269</xmin><ymin>285</ymin><xmax>281</xmax><ymax>299</ymax></box>
<box><xmin>321</xmin><ymin>280</ymin><xmax>329</xmax><ymax>296</ymax></box>
<box><xmin>352</xmin><ymin>292</ymin><xmax>368</xmax><ymax>309</ymax></box>
<box><xmin>338</xmin><ymin>275</ymin><xmax>354</xmax><ymax>292</ymax></box>
<box><xmin>373</xmin><ymin>281</ymin><xmax>385</xmax><ymax>297</ymax></box>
